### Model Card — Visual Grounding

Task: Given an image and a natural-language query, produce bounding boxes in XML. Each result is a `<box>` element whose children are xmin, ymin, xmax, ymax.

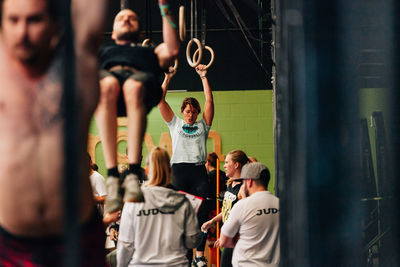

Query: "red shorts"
<box><xmin>0</xmin><ymin>211</ymin><xmax>107</xmax><ymax>267</ymax></box>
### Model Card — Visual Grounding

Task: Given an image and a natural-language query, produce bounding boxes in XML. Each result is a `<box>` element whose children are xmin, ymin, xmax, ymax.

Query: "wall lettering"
<box><xmin>88</xmin><ymin>117</ymin><xmax>224</xmax><ymax>164</ymax></box>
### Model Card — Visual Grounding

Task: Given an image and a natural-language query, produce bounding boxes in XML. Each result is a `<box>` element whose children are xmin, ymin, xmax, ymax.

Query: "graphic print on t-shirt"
<box><xmin>221</xmin><ymin>191</ymin><xmax>237</xmax><ymax>223</ymax></box>
<box><xmin>178</xmin><ymin>122</ymin><xmax>203</xmax><ymax>139</ymax></box>
<box><xmin>182</xmin><ymin>124</ymin><xmax>199</xmax><ymax>134</ymax></box>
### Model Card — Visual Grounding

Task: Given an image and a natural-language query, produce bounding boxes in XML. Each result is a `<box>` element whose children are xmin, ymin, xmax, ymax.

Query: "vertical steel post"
<box><xmin>59</xmin><ymin>0</ymin><xmax>80</xmax><ymax>266</ymax></box>
<box><xmin>275</xmin><ymin>0</ymin><xmax>376</xmax><ymax>265</ymax></box>
<box><xmin>393</xmin><ymin>0</ymin><xmax>400</xmax><ymax>262</ymax></box>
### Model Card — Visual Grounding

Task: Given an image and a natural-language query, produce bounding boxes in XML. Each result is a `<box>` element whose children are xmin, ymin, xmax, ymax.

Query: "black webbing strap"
<box><xmin>194</xmin><ymin>0</ymin><xmax>198</xmax><ymax>39</ymax></box>
<box><xmin>200</xmin><ymin>0</ymin><xmax>206</xmax><ymax>48</ymax></box>
<box><xmin>190</xmin><ymin>0</ymin><xmax>194</xmax><ymax>40</ymax></box>
<box><xmin>223</xmin><ymin>0</ymin><xmax>271</xmax><ymax>77</ymax></box>
<box><xmin>258</xmin><ymin>0</ymin><xmax>264</xmax><ymax>63</ymax></box>
<box><xmin>214</xmin><ymin>0</ymin><xmax>236</xmax><ymax>26</ymax></box>
<box><xmin>121</xmin><ymin>0</ymin><xmax>129</xmax><ymax>9</ymax></box>
<box><xmin>145</xmin><ymin>0</ymin><xmax>153</xmax><ymax>41</ymax></box>
<box><xmin>59</xmin><ymin>1</ymin><xmax>80</xmax><ymax>266</ymax></box>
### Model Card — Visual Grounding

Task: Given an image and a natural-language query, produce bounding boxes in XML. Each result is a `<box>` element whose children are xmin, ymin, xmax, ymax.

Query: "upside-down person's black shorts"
<box><xmin>99</xmin><ymin>68</ymin><xmax>162</xmax><ymax>116</ymax></box>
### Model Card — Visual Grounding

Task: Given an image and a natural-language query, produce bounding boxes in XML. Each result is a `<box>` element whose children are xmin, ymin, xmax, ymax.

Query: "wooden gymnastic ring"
<box><xmin>142</xmin><ymin>38</ymin><xmax>155</xmax><ymax>47</ymax></box>
<box><xmin>167</xmin><ymin>59</ymin><xmax>179</xmax><ymax>73</ymax></box>
<box><xmin>179</xmin><ymin>6</ymin><xmax>186</xmax><ymax>42</ymax></box>
<box><xmin>186</xmin><ymin>38</ymin><xmax>202</xmax><ymax>68</ymax></box>
<box><xmin>192</xmin><ymin>45</ymin><xmax>215</xmax><ymax>70</ymax></box>
<box><xmin>172</xmin><ymin>58</ymin><xmax>178</xmax><ymax>71</ymax></box>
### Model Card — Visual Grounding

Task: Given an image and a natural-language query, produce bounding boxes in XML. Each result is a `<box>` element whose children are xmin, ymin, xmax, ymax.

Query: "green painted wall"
<box><xmin>89</xmin><ymin>90</ymin><xmax>275</xmax><ymax>193</ymax></box>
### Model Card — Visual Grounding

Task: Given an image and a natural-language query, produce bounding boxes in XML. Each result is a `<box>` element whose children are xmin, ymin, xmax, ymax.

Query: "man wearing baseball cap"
<box><xmin>219</xmin><ymin>162</ymin><xmax>280</xmax><ymax>266</ymax></box>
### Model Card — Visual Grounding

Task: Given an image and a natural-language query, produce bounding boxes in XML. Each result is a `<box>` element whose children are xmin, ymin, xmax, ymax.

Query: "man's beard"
<box><xmin>14</xmin><ymin>45</ymin><xmax>40</xmax><ymax>66</ymax></box>
<box><xmin>118</xmin><ymin>31</ymin><xmax>140</xmax><ymax>43</ymax></box>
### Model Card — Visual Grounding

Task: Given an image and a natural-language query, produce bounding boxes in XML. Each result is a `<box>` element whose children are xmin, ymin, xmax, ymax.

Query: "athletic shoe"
<box><xmin>192</xmin><ymin>256</ymin><xmax>207</xmax><ymax>267</ymax></box>
<box><xmin>104</xmin><ymin>176</ymin><xmax>122</xmax><ymax>213</ymax></box>
<box><xmin>122</xmin><ymin>173</ymin><xmax>144</xmax><ymax>202</ymax></box>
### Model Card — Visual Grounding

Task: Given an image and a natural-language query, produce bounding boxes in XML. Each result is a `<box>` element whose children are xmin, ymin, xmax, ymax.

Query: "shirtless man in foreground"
<box><xmin>0</xmin><ymin>0</ymin><xmax>108</xmax><ymax>265</ymax></box>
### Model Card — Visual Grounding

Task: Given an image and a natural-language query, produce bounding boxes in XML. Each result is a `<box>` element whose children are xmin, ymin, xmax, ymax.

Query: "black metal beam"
<box><xmin>59</xmin><ymin>1</ymin><xmax>80</xmax><ymax>267</ymax></box>
<box><xmin>276</xmin><ymin>0</ymin><xmax>400</xmax><ymax>265</ymax></box>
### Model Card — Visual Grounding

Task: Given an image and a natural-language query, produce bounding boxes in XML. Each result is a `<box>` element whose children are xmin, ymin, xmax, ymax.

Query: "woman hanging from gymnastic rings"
<box><xmin>158</xmin><ymin>62</ymin><xmax>214</xmax><ymax>266</ymax></box>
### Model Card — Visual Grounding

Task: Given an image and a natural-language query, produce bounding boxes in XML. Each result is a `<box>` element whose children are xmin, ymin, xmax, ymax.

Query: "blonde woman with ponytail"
<box><xmin>117</xmin><ymin>147</ymin><xmax>201</xmax><ymax>267</ymax></box>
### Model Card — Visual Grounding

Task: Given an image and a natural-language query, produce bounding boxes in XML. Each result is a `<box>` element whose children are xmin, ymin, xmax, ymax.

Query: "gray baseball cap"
<box><xmin>234</xmin><ymin>162</ymin><xmax>268</xmax><ymax>180</ymax></box>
